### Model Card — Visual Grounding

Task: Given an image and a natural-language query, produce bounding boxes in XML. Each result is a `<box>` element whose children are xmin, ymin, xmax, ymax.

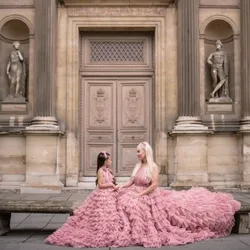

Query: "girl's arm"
<box><xmin>97</xmin><ymin>169</ymin><xmax>116</xmax><ymax>189</ymax></box>
<box><xmin>119</xmin><ymin>177</ymin><xmax>134</xmax><ymax>189</ymax></box>
<box><xmin>137</xmin><ymin>164</ymin><xmax>159</xmax><ymax>196</ymax></box>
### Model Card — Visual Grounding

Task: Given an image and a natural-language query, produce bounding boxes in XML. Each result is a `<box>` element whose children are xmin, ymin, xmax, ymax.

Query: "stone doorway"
<box><xmin>78</xmin><ymin>32</ymin><xmax>154</xmax><ymax>181</ymax></box>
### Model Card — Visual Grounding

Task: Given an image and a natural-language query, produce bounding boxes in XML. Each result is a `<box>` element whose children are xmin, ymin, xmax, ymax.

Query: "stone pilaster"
<box><xmin>171</xmin><ymin>0</ymin><xmax>210</xmax><ymax>189</ymax></box>
<box><xmin>22</xmin><ymin>0</ymin><xmax>63</xmax><ymax>193</ymax></box>
<box><xmin>174</xmin><ymin>0</ymin><xmax>206</xmax><ymax>130</ymax></box>
<box><xmin>240</xmin><ymin>0</ymin><xmax>250</xmax><ymax>125</ymax></box>
<box><xmin>31</xmin><ymin>0</ymin><xmax>58</xmax><ymax>128</ymax></box>
<box><xmin>239</xmin><ymin>0</ymin><xmax>250</xmax><ymax>189</ymax></box>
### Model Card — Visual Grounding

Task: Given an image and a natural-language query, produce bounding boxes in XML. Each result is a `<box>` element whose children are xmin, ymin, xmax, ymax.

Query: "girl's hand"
<box><xmin>112</xmin><ymin>184</ymin><xmax>119</xmax><ymax>191</ymax></box>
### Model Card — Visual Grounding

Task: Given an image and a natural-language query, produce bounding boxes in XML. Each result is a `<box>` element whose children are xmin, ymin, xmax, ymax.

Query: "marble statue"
<box><xmin>6</xmin><ymin>41</ymin><xmax>26</xmax><ymax>102</ymax></box>
<box><xmin>207</xmin><ymin>40</ymin><xmax>231</xmax><ymax>102</ymax></box>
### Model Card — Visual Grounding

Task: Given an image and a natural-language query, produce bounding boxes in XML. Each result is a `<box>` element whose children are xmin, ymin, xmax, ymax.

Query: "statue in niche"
<box><xmin>5</xmin><ymin>41</ymin><xmax>26</xmax><ymax>102</ymax></box>
<box><xmin>207</xmin><ymin>40</ymin><xmax>232</xmax><ymax>102</ymax></box>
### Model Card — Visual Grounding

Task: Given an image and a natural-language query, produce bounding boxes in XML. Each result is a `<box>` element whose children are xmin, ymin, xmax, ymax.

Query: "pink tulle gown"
<box><xmin>116</xmin><ymin>165</ymin><xmax>241</xmax><ymax>248</ymax></box>
<box><xmin>45</xmin><ymin>166</ymin><xmax>125</xmax><ymax>248</ymax></box>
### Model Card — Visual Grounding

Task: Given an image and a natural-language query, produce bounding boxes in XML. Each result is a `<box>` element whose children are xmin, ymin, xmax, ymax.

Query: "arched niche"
<box><xmin>204</xmin><ymin>19</ymin><xmax>234</xmax><ymax>102</ymax></box>
<box><xmin>0</xmin><ymin>17</ymin><xmax>31</xmax><ymax>102</ymax></box>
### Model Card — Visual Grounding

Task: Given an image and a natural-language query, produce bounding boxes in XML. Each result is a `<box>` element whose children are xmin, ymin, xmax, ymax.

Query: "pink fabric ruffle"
<box><xmin>45</xmin><ymin>165</ymin><xmax>240</xmax><ymax>248</ymax></box>
<box><xmin>45</xmin><ymin>187</ymin><xmax>127</xmax><ymax>247</ymax></box>
<box><xmin>116</xmin><ymin>186</ymin><xmax>241</xmax><ymax>248</ymax></box>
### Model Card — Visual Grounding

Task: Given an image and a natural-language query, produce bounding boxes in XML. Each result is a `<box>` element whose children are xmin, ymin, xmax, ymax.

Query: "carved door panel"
<box><xmin>81</xmin><ymin>79</ymin><xmax>116</xmax><ymax>176</ymax></box>
<box><xmin>81</xmin><ymin>78</ymin><xmax>151</xmax><ymax>177</ymax></box>
<box><xmin>116</xmin><ymin>79</ymin><xmax>152</xmax><ymax>176</ymax></box>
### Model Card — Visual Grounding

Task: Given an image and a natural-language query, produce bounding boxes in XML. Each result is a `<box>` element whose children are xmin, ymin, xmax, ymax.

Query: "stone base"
<box><xmin>0</xmin><ymin>213</ymin><xmax>11</xmax><ymax>236</ymax></box>
<box><xmin>20</xmin><ymin>183</ymin><xmax>63</xmax><ymax>194</ymax></box>
<box><xmin>206</xmin><ymin>102</ymin><xmax>233</xmax><ymax>113</ymax></box>
<box><xmin>0</xmin><ymin>103</ymin><xmax>27</xmax><ymax>112</ymax></box>
<box><xmin>170</xmin><ymin>182</ymin><xmax>212</xmax><ymax>191</ymax></box>
<box><xmin>240</xmin><ymin>183</ymin><xmax>250</xmax><ymax>191</ymax></box>
<box><xmin>173</xmin><ymin>116</ymin><xmax>211</xmax><ymax>134</ymax></box>
<box><xmin>2</xmin><ymin>95</ymin><xmax>26</xmax><ymax>103</ymax></box>
<box><xmin>208</xmin><ymin>96</ymin><xmax>232</xmax><ymax>103</ymax></box>
<box><xmin>26</xmin><ymin>116</ymin><xmax>61</xmax><ymax>131</ymax></box>
<box><xmin>232</xmin><ymin>213</ymin><xmax>250</xmax><ymax>234</ymax></box>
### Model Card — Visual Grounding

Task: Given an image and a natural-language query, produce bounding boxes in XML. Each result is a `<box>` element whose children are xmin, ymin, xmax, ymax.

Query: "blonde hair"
<box><xmin>131</xmin><ymin>142</ymin><xmax>155</xmax><ymax>180</ymax></box>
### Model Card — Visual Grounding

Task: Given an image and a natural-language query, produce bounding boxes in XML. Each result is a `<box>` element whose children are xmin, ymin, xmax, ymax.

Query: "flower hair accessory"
<box><xmin>101</xmin><ymin>151</ymin><xmax>107</xmax><ymax>159</ymax></box>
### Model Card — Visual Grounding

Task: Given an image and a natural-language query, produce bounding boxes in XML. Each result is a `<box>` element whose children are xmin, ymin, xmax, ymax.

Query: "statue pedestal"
<box><xmin>208</xmin><ymin>97</ymin><xmax>232</xmax><ymax>103</ymax></box>
<box><xmin>206</xmin><ymin>102</ymin><xmax>233</xmax><ymax>113</ymax></box>
<box><xmin>1</xmin><ymin>96</ymin><xmax>27</xmax><ymax>113</ymax></box>
<box><xmin>0</xmin><ymin>103</ymin><xmax>27</xmax><ymax>112</ymax></box>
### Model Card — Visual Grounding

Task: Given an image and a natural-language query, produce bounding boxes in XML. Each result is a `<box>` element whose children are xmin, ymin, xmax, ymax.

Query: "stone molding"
<box><xmin>65</xmin><ymin>15</ymin><xmax>167</xmax><ymax>186</ymax></box>
<box><xmin>0</xmin><ymin>14</ymin><xmax>35</xmax><ymax>35</ymax></box>
<box><xmin>199</xmin><ymin>14</ymin><xmax>239</xmax><ymax>35</ymax></box>
<box><xmin>68</xmin><ymin>7</ymin><xmax>167</xmax><ymax>17</ymax></box>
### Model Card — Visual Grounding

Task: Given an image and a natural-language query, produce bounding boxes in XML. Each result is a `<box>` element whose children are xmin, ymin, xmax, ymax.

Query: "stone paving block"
<box><xmin>1</xmin><ymin>242</ymin><xmax>109</xmax><ymax>250</ymax></box>
<box><xmin>47</xmin><ymin>196</ymin><xmax>69</xmax><ymax>201</ymax></box>
<box><xmin>2</xmin><ymin>194</ymin><xmax>26</xmax><ymax>200</ymax></box>
<box><xmin>26</xmin><ymin>232</ymin><xmax>49</xmax><ymax>243</ymax></box>
<box><xmin>21</xmin><ymin>195</ymin><xmax>52</xmax><ymax>201</ymax></box>
<box><xmin>0</xmin><ymin>230</ymin><xmax>34</xmax><ymax>243</ymax></box>
<box><xmin>10</xmin><ymin>213</ymin><xmax>30</xmax><ymax>223</ymax></box>
<box><xmin>42</xmin><ymin>223</ymin><xmax>63</xmax><ymax>230</ymax></box>
<box><xmin>49</xmin><ymin>214</ymin><xmax>69</xmax><ymax>223</ymax></box>
<box><xmin>68</xmin><ymin>194</ymin><xmax>87</xmax><ymax>201</ymax></box>
<box><xmin>15</xmin><ymin>223</ymin><xmax>48</xmax><ymax>230</ymax></box>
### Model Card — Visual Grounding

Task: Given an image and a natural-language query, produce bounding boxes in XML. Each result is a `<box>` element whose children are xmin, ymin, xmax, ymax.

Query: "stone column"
<box><xmin>32</xmin><ymin>0</ymin><xmax>58</xmax><ymax>126</ymax></box>
<box><xmin>171</xmin><ymin>0</ymin><xmax>211</xmax><ymax>189</ymax></box>
<box><xmin>239</xmin><ymin>0</ymin><xmax>250</xmax><ymax>189</ymax></box>
<box><xmin>21</xmin><ymin>0</ymin><xmax>63</xmax><ymax>193</ymax></box>
<box><xmin>175</xmin><ymin>0</ymin><xmax>204</xmax><ymax>128</ymax></box>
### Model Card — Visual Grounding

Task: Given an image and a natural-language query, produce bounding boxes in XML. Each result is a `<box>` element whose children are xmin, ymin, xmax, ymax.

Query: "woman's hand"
<box><xmin>132</xmin><ymin>192</ymin><xmax>141</xmax><ymax>199</ymax></box>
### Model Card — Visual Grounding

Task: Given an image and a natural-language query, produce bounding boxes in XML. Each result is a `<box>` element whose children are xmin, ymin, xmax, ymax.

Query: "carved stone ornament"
<box><xmin>68</xmin><ymin>7</ymin><xmax>166</xmax><ymax>17</ymax></box>
<box><xmin>91</xmin><ymin>88</ymin><xmax>108</xmax><ymax>126</ymax></box>
<box><xmin>124</xmin><ymin>88</ymin><xmax>142</xmax><ymax>125</ymax></box>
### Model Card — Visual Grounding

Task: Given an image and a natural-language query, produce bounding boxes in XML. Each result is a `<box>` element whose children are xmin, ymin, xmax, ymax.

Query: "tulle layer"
<box><xmin>45</xmin><ymin>187</ymin><xmax>240</xmax><ymax>248</ymax></box>
<box><xmin>116</xmin><ymin>187</ymin><xmax>241</xmax><ymax>248</ymax></box>
<box><xmin>45</xmin><ymin>188</ymin><xmax>126</xmax><ymax>248</ymax></box>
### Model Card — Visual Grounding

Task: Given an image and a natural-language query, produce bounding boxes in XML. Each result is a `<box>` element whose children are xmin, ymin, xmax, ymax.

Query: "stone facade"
<box><xmin>0</xmin><ymin>0</ymin><xmax>248</xmax><ymax>193</ymax></box>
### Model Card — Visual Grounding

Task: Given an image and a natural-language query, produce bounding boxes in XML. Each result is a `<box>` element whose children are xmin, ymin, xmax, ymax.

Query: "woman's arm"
<box><xmin>138</xmin><ymin>164</ymin><xmax>159</xmax><ymax>196</ymax></box>
<box><xmin>97</xmin><ymin>169</ymin><xmax>116</xmax><ymax>189</ymax></box>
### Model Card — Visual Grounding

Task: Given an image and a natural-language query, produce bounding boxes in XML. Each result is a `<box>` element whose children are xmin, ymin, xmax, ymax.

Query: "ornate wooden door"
<box><xmin>80</xmin><ymin>78</ymin><xmax>152</xmax><ymax>177</ymax></box>
<box><xmin>79</xmin><ymin>31</ymin><xmax>153</xmax><ymax>178</ymax></box>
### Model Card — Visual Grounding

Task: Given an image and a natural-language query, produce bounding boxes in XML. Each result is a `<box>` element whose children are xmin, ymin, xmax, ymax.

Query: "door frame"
<box><xmin>64</xmin><ymin>14</ymin><xmax>168</xmax><ymax>187</ymax></box>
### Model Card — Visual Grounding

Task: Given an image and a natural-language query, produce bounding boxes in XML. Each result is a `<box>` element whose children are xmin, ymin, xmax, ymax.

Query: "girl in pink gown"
<box><xmin>116</xmin><ymin>142</ymin><xmax>241</xmax><ymax>248</ymax></box>
<box><xmin>45</xmin><ymin>151</ymin><xmax>125</xmax><ymax>248</ymax></box>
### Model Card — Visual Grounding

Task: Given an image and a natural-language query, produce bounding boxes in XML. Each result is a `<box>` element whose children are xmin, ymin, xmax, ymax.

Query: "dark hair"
<box><xmin>95</xmin><ymin>151</ymin><xmax>116</xmax><ymax>186</ymax></box>
<box><xmin>96</xmin><ymin>151</ymin><xmax>110</xmax><ymax>173</ymax></box>
<box><xmin>96</xmin><ymin>151</ymin><xmax>109</xmax><ymax>186</ymax></box>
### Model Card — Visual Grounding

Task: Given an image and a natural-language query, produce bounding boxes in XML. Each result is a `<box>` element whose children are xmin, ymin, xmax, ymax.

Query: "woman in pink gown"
<box><xmin>45</xmin><ymin>151</ymin><xmax>126</xmax><ymax>248</ymax></box>
<box><xmin>116</xmin><ymin>142</ymin><xmax>241</xmax><ymax>248</ymax></box>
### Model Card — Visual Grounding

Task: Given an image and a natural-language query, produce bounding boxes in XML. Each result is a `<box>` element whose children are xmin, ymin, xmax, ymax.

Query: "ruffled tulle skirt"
<box><xmin>45</xmin><ymin>186</ymin><xmax>240</xmax><ymax>248</ymax></box>
<box><xmin>116</xmin><ymin>186</ymin><xmax>241</xmax><ymax>248</ymax></box>
<box><xmin>45</xmin><ymin>188</ymin><xmax>127</xmax><ymax>248</ymax></box>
